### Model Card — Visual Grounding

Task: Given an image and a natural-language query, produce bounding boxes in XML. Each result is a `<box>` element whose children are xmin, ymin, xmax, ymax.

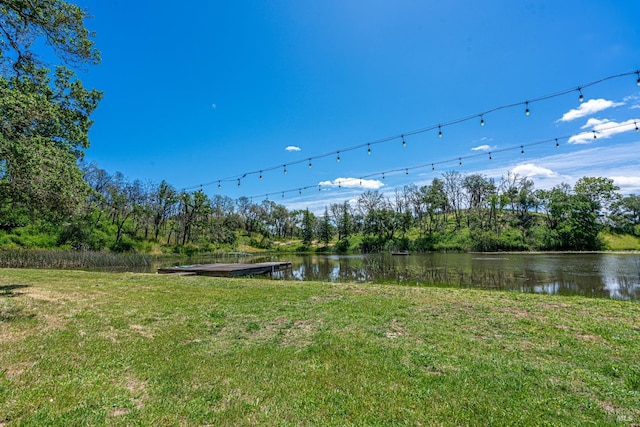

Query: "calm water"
<box><xmin>176</xmin><ymin>252</ymin><xmax>640</xmax><ymax>301</ymax></box>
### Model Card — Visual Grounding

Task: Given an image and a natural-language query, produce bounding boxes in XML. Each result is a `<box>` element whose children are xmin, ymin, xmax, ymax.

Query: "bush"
<box><xmin>334</xmin><ymin>238</ymin><xmax>350</xmax><ymax>254</ymax></box>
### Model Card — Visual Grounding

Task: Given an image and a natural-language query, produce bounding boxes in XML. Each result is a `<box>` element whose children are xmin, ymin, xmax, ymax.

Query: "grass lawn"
<box><xmin>1</xmin><ymin>269</ymin><xmax>639</xmax><ymax>426</ymax></box>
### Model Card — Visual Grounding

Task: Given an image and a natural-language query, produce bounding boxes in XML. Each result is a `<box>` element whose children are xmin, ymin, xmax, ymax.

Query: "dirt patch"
<box><xmin>282</xmin><ymin>319</ymin><xmax>323</xmax><ymax>346</ymax></box>
<box><xmin>3</xmin><ymin>361</ymin><xmax>35</xmax><ymax>379</ymax></box>
<box><xmin>309</xmin><ymin>294</ymin><xmax>343</xmax><ymax>303</ymax></box>
<box><xmin>576</xmin><ymin>334</ymin><xmax>601</xmax><ymax>342</ymax></box>
<box><xmin>129</xmin><ymin>324</ymin><xmax>154</xmax><ymax>339</ymax></box>
<box><xmin>385</xmin><ymin>318</ymin><xmax>405</xmax><ymax>339</ymax></box>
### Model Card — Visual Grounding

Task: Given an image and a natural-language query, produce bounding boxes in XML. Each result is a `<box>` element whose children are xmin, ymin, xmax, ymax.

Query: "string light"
<box><xmin>593</xmin><ymin>131</ymin><xmax>597</xmax><ymax>140</ymax></box>
<box><xmin>308</xmin><ymin>159</ymin><xmax>312</xmax><ymax>168</ymax></box>
<box><xmin>521</xmin><ymin>145</ymin><xmax>524</xmax><ymax>155</ymax></box>
<box><xmin>259</xmin><ymin>171</ymin><xmax>263</xmax><ymax>180</ymax></box>
<box><xmin>237</xmin><ymin>179</ymin><xmax>241</xmax><ymax>188</ymax></box>
<box><xmin>299</xmin><ymin>189</ymin><xmax>302</xmax><ymax>196</ymax></box>
<box><xmin>402</xmin><ymin>135</ymin><xmax>406</xmax><ymax>147</ymax></box>
<box><xmin>217</xmin><ymin>181</ymin><xmax>221</xmax><ymax>189</ymax></box>
<box><xmin>188</xmin><ymin>70</ymin><xmax>639</xmax><ymax>195</ymax></box>
<box><xmin>283</xmin><ymin>165</ymin><xmax>287</xmax><ymax>174</ymax></box>
<box><xmin>367</xmin><ymin>144</ymin><xmax>371</xmax><ymax>155</ymax></box>
<box><xmin>635</xmin><ymin>121</ymin><xmax>639</xmax><ymax>132</ymax></box>
<box><xmin>578</xmin><ymin>88</ymin><xmax>584</xmax><ymax>103</ymax></box>
<box><xmin>382</xmin><ymin>173</ymin><xmax>385</xmax><ymax>179</ymax></box>
<box><xmin>480</xmin><ymin>115</ymin><xmax>485</xmax><ymax>126</ymax></box>
<box><xmin>525</xmin><ymin>101</ymin><xmax>530</xmax><ymax>116</ymax></box>
<box><xmin>181</xmin><ymin>70</ymin><xmax>638</xmax><ymax>192</ymax></box>
<box><xmin>336</xmin><ymin>152</ymin><xmax>341</xmax><ymax>162</ymax></box>
<box><xmin>245</xmin><ymin>121</ymin><xmax>636</xmax><ymax>201</ymax></box>
<box><xmin>637</xmin><ymin>71</ymin><xmax>640</xmax><ymax>86</ymax></box>
<box><xmin>184</xmin><ymin>71</ymin><xmax>639</xmax><ymax>193</ymax></box>
<box><xmin>405</xmin><ymin>168</ymin><xmax>409</xmax><ymax>175</ymax></box>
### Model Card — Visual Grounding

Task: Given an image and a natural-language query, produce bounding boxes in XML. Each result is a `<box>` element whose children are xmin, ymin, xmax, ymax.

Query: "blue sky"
<box><xmin>74</xmin><ymin>0</ymin><xmax>639</xmax><ymax>212</ymax></box>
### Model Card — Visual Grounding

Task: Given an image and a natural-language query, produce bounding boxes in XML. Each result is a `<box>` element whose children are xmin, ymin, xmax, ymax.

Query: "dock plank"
<box><xmin>157</xmin><ymin>262</ymin><xmax>291</xmax><ymax>277</ymax></box>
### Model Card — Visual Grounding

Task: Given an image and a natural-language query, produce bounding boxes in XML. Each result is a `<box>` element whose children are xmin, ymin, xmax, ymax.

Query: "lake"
<box><xmin>170</xmin><ymin>252</ymin><xmax>640</xmax><ymax>301</ymax></box>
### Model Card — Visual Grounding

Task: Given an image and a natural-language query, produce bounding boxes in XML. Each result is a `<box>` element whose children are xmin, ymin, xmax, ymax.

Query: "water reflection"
<box><xmin>245</xmin><ymin>253</ymin><xmax>640</xmax><ymax>301</ymax></box>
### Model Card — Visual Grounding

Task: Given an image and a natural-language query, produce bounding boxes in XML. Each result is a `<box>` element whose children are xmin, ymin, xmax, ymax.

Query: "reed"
<box><xmin>0</xmin><ymin>250</ymin><xmax>152</xmax><ymax>269</ymax></box>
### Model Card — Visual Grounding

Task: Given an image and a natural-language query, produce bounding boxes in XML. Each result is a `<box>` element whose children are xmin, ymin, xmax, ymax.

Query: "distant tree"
<box><xmin>611</xmin><ymin>194</ymin><xmax>640</xmax><ymax>234</ymax></box>
<box><xmin>318</xmin><ymin>207</ymin><xmax>334</xmax><ymax>245</ymax></box>
<box><xmin>301</xmin><ymin>209</ymin><xmax>315</xmax><ymax>245</ymax></box>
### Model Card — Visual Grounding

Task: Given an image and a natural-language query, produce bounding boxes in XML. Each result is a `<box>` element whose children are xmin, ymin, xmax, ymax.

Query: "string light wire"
<box><xmin>181</xmin><ymin>69</ymin><xmax>640</xmax><ymax>192</ymax></box>
<box><xmin>245</xmin><ymin>121</ymin><xmax>637</xmax><ymax>200</ymax></box>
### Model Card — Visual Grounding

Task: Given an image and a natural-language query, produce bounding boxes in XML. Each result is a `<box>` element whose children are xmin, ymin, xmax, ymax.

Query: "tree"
<box><xmin>318</xmin><ymin>207</ymin><xmax>334</xmax><ymax>245</ymax></box>
<box><xmin>0</xmin><ymin>0</ymin><xmax>100</xmax><ymax>71</ymax></box>
<box><xmin>301</xmin><ymin>209</ymin><xmax>315</xmax><ymax>246</ymax></box>
<box><xmin>150</xmin><ymin>180</ymin><xmax>178</xmax><ymax>241</ymax></box>
<box><xmin>611</xmin><ymin>194</ymin><xmax>640</xmax><ymax>235</ymax></box>
<box><xmin>574</xmin><ymin>177</ymin><xmax>620</xmax><ymax>224</ymax></box>
<box><xmin>0</xmin><ymin>1</ymin><xmax>101</xmax><ymax>223</ymax></box>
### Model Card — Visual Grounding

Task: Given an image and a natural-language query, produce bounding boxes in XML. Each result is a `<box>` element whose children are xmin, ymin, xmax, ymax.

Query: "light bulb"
<box><xmin>367</xmin><ymin>145</ymin><xmax>371</xmax><ymax>155</ymax></box>
<box><xmin>637</xmin><ymin>72</ymin><xmax>640</xmax><ymax>87</ymax></box>
<box><xmin>578</xmin><ymin>89</ymin><xmax>584</xmax><ymax>103</ymax></box>
<box><xmin>405</xmin><ymin>169</ymin><xmax>409</xmax><ymax>175</ymax></box>
<box><xmin>480</xmin><ymin>116</ymin><xmax>485</xmax><ymax>126</ymax></box>
<box><xmin>431</xmin><ymin>164</ymin><xmax>435</xmax><ymax>171</ymax></box>
<box><xmin>489</xmin><ymin>153</ymin><xmax>492</xmax><ymax>160</ymax></box>
<box><xmin>521</xmin><ymin>146</ymin><xmax>524</xmax><ymax>155</ymax></box>
<box><xmin>525</xmin><ymin>102</ymin><xmax>530</xmax><ymax>116</ymax></box>
<box><xmin>237</xmin><ymin>179</ymin><xmax>240</xmax><ymax>188</ymax></box>
<box><xmin>336</xmin><ymin>152</ymin><xmax>341</xmax><ymax>162</ymax></box>
<box><xmin>593</xmin><ymin>131</ymin><xmax>597</xmax><ymax>140</ymax></box>
<box><xmin>382</xmin><ymin>173</ymin><xmax>385</xmax><ymax>179</ymax></box>
<box><xmin>635</xmin><ymin>121</ymin><xmax>639</xmax><ymax>132</ymax></box>
<box><xmin>555</xmin><ymin>139</ymin><xmax>560</xmax><ymax>148</ymax></box>
<box><xmin>308</xmin><ymin>159</ymin><xmax>312</xmax><ymax>168</ymax></box>
<box><xmin>283</xmin><ymin>165</ymin><xmax>287</xmax><ymax>174</ymax></box>
<box><xmin>217</xmin><ymin>182</ymin><xmax>221</xmax><ymax>189</ymax></box>
<box><xmin>402</xmin><ymin>135</ymin><xmax>406</xmax><ymax>147</ymax></box>
<box><xmin>459</xmin><ymin>158</ymin><xmax>462</xmax><ymax>166</ymax></box>
<box><xmin>438</xmin><ymin>126</ymin><xmax>443</xmax><ymax>138</ymax></box>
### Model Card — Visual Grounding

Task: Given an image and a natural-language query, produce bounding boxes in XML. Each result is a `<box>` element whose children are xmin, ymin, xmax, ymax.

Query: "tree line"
<box><xmin>11</xmin><ymin>162</ymin><xmax>634</xmax><ymax>253</ymax></box>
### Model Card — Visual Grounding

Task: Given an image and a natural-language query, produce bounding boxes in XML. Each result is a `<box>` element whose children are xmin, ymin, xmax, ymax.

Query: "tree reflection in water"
<box><xmin>257</xmin><ymin>253</ymin><xmax>640</xmax><ymax>301</ymax></box>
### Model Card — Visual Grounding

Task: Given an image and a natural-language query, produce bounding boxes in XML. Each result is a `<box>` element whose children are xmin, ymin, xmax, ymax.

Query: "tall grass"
<box><xmin>0</xmin><ymin>250</ymin><xmax>152</xmax><ymax>269</ymax></box>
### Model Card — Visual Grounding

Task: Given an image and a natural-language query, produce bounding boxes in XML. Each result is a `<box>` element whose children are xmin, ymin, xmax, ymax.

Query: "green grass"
<box><xmin>601</xmin><ymin>231</ymin><xmax>640</xmax><ymax>251</ymax></box>
<box><xmin>1</xmin><ymin>269</ymin><xmax>640</xmax><ymax>425</ymax></box>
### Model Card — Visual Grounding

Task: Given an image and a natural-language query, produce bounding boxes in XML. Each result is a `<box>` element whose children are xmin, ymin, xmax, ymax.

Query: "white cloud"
<box><xmin>318</xmin><ymin>177</ymin><xmax>384</xmax><ymax>190</ymax></box>
<box><xmin>558</xmin><ymin>98</ymin><xmax>624</xmax><ymax>122</ymax></box>
<box><xmin>471</xmin><ymin>144</ymin><xmax>495</xmax><ymax>152</ymax></box>
<box><xmin>285</xmin><ymin>146</ymin><xmax>301</xmax><ymax>152</ymax></box>
<box><xmin>610</xmin><ymin>176</ymin><xmax>640</xmax><ymax>193</ymax></box>
<box><xmin>510</xmin><ymin>163</ymin><xmax>557</xmax><ymax>178</ymax></box>
<box><xmin>568</xmin><ymin>118</ymin><xmax>639</xmax><ymax>144</ymax></box>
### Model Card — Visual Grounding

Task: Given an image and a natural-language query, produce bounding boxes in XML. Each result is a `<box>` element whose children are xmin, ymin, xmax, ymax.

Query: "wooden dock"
<box><xmin>157</xmin><ymin>262</ymin><xmax>292</xmax><ymax>277</ymax></box>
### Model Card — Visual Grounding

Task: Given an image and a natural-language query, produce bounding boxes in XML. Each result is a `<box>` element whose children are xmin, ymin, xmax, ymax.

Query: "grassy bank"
<box><xmin>1</xmin><ymin>270</ymin><xmax>639</xmax><ymax>425</ymax></box>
